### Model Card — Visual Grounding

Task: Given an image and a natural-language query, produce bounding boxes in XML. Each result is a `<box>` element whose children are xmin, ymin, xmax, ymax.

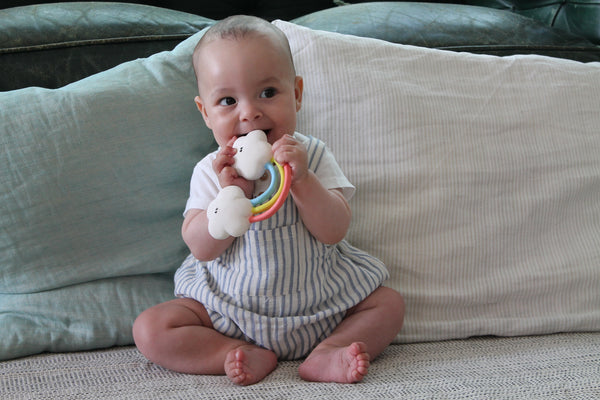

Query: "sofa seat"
<box><xmin>2</xmin><ymin>333</ymin><xmax>599</xmax><ymax>399</ymax></box>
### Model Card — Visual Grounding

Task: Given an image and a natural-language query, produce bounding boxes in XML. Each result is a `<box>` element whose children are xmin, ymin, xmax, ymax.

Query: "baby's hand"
<box><xmin>213</xmin><ymin>137</ymin><xmax>254</xmax><ymax>198</ymax></box>
<box><xmin>271</xmin><ymin>134</ymin><xmax>308</xmax><ymax>185</ymax></box>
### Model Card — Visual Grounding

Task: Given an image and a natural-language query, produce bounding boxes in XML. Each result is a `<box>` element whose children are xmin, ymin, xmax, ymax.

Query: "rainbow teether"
<box><xmin>206</xmin><ymin>131</ymin><xmax>293</xmax><ymax>239</ymax></box>
<box><xmin>249</xmin><ymin>159</ymin><xmax>292</xmax><ymax>223</ymax></box>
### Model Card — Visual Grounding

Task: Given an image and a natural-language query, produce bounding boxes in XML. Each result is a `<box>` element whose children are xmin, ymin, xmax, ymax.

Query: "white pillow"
<box><xmin>273</xmin><ymin>20</ymin><xmax>600</xmax><ymax>343</ymax></box>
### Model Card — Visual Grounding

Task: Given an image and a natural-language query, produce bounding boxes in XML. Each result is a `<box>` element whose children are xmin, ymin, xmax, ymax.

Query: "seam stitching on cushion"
<box><xmin>551</xmin><ymin>1</ymin><xmax>566</xmax><ymax>27</ymax></box>
<box><xmin>0</xmin><ymin>34</ymin><xmax>193</xmax><ymax>54</ymax></box>
<box><xmin>439</xmin><ymin>44</ymin><xmax>600</xmax><ymax>53</ymax></box>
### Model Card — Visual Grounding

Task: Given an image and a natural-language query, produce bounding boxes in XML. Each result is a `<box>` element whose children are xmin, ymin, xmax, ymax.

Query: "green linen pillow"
<box><xmin>0</xmin><ymin>30</ymin><xmax>213</xmax><ymax>360</ymax></box>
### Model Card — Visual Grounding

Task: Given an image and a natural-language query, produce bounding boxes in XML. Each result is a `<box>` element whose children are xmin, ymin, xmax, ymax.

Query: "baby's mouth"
<box><xmin>240</xmin><ymin>129</ymin><xmax>271</xmax><ymax>137</ymax></box>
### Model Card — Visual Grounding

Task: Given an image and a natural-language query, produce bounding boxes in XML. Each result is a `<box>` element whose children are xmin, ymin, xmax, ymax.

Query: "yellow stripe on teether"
<box><xmin>251</xmin><ymin>160</ymin><xmax>285</xmax><ymax>214</ymax></box>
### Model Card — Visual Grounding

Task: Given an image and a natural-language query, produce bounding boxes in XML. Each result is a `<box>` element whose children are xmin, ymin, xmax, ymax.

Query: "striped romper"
<box><xmin>175</xmin><ymin>133</ymin><xmax>389</xmax><ymax>360</ymax></box>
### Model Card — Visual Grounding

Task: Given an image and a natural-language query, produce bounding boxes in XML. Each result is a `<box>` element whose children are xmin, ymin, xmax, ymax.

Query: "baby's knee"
<box><xmin>132</xmin><ymin>307</ymin><xmax>159</xmax><ymax>351</ymax></box>
<box><xmin>376</xmin><ymin>286</ymin><xmax>405</xmax><ymax>323</ymax></box>
<box><xmin>374</xmin><ymin>286</ymin><xmax>404</xmax><ymax>305</ymax></box>
<box><xmin>387</xmin><ymin>287</ymin><xmax>405</xmax><ymax>313</ymax></box>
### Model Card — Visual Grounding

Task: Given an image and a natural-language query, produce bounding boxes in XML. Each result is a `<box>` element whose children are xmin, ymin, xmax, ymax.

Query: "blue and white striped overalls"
<box><xmin>175</xmin><ymin>135</ymin><xmax>389</xmax><ymax>360</ymax></box>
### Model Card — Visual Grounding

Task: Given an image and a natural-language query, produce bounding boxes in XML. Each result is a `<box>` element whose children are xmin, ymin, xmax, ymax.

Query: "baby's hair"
<box><xmin>192</xmin><ymin>15</ymin><xmax>296</xmax><ymax>79</ymax></box>
<box><xmin>200</xmin><ymin>15</ymin><xmax>284</xmax><ymax>43</ymax></box>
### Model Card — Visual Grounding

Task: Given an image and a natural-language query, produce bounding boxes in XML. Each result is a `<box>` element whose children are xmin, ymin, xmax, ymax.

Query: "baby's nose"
<box><xmin>240</xmin><ymin>101</ymin><xmax>262</xmax><ymax>121</ymax></box>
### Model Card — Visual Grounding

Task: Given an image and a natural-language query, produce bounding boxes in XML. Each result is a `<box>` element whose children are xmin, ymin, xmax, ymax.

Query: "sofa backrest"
<box><xmin>0</xmin><ymin>3</ymin><xmax>213</xmax><ymax>90</ymax></box>
<box><xmin>462</xmin><ymin>0</ymin><xmax>600</xmax><ymax>45</ymax></box>
<box><xmin>1</xmin><ymin>1</ymin><xmax>599</xmax><ymax>90</ymax></box>
<box><xmin>3</xmin><ymin>0</ymin><xmax>600</xmax><ymax>43</ymax></box>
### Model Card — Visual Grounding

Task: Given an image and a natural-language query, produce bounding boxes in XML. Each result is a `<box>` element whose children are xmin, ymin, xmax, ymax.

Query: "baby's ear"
<box><xmin>194</xmin><ymin>96</ymin><xmax>211</xmax><ymax>128</ymax></box>
<box><xmin>294</xmin><ymin>76</ymin><xmax>303</xmax><ymax>112</ymax></box>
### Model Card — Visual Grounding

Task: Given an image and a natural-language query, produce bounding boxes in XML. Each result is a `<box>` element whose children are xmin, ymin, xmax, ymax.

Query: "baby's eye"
<box><xmin>260</xmin><ymin>88</ymin><xmax>277</xmax><ymax>98</ymax></box>
<box><xmin>219</xmin><ymin>97</ymin><xmax>236</xmax><ymax>106</ymax></box>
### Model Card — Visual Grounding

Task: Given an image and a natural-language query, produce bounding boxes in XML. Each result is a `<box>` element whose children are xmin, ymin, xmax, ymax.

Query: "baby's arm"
<box><xmin>182</xmin><ymin>139</ymin><xmax>254</xmax><ymax>261</ymax></box>
<box><xmin>182</xmin><ymin>209</ymin><xmax>236</xmax><ymax>261</ymax></box>
<box><xmin>272</xmin><ymin>135</ymin><xmax>351</xmax><ymax>244</ymax></box>
<box><xmin>291</xmin><ymin>174</ymin><xmax>351</xmax><ymax>244</ymax></box>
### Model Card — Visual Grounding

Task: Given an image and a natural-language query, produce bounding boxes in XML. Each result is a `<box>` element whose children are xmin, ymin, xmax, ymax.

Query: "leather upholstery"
<box><xmin>461</xmin><ymin>0</ymin><xmax>600</xmax><ymax>45</ymax></box>
<box><xmin>1</xmin><ymin>1</ymin><xmax>599</xmax><ymax>90</ymax></box>
<box><xmin>2</xmin><ymin>0</ymin><xmax>337</xmax><ymax>21</ymax></box>
<box><xmin>0</xmin><ymin>3</ymin><xmax>213</xmax><ymax>90</ymax></box>
<box><xmin>345</xmin><ymin>0</ymin><xmax>600</xmax><ymax>45</ymax></box>
<box><xmin>293</xmin><ymin>2</ymin><xmax>600</xmax><ymax>60</ymax></box>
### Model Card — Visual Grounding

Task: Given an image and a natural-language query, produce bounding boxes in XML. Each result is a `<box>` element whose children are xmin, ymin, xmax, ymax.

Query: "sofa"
<box><xmin>1</xmin><ymin>1</ymin><xmax>599</xmax><ymax>398</ymax></box>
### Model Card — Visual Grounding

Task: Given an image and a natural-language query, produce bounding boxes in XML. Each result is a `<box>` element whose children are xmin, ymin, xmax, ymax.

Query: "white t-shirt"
<box><xmin>184</xmin><ymin>132</ymin><xmax>355</xmax><ymax>216</ymax></box>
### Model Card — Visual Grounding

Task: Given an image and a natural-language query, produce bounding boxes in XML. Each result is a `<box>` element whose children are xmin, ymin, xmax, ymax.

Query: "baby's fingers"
<box><xmin>218</xmin><ymin>165</ymin><xmax>240</xmax><ymax>187</ymax></box>
<box><xmin>272</xmin><ymin>136</ymin><xmax>308</xmax><ymax>183</ymax></box>
<box><xmin>213</xmin><ymin>148</ymin><xmax>236</xmax><ymax>174</ymax></box>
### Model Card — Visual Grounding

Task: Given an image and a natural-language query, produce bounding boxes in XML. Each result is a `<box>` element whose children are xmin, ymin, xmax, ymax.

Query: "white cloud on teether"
<box><xmin>206</xmin><ymin>186</ymin><xmax>252</xmax><ymax>240</ymax></box>
<box><xmin>232</xmin><ymin>130</ymin><xmax>273</xmax><ymax>180</ymax></box>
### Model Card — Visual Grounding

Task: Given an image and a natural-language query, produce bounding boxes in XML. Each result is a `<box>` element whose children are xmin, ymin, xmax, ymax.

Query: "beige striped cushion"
<box><xmin>274</xmin><ymin>20</ymin><xmax>600</xmax><ymax>343</ymax></box>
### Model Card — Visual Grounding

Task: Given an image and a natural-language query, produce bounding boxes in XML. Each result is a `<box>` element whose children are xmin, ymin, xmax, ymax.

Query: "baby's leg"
<box><xmin>298</xmin><ymin>286</ymin><xmax>404</xmax><ymax>383</ymax></box>
<box><xmin>133</xmin><ymin>298</ymin><xmax>277</xmax><ymax>385</ymax></box>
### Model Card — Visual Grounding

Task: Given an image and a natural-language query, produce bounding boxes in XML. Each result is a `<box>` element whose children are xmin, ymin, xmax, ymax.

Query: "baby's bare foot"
<box><xmin>224</xmin><ymin>345</ymin><xmax>277</xmax><ymax>386</ymax></box>
<box><xmin>298</xmin><ymin>342</ymin><xmax>370</xmax><ymax>383</ymax></box>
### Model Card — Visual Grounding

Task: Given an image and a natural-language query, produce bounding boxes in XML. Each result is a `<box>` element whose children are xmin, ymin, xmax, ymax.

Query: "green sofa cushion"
<box><xmin>292</xmin><ymin>2</ymin><xmax>600</xmax><ymax>62</ymax></box>
<box><xmin>0</xmin><ymin>3</ymin><xmax>214</xmax><ymax>90</ymax></box>
<box><xmin>462</xmin><ymin>0</ymin><xmax>600</xmax><ymax>45</ymax></box>
<box><xmin>0</xmin><ymin>29</ymin><xmax>214</xmax><ymax>360</ymax></box>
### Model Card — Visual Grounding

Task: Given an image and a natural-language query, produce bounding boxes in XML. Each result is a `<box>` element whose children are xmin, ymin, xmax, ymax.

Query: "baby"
<box><xmin>133</xmin><ymin>15</ymin><xmax>405</xmax><ymax>386</ymax></box>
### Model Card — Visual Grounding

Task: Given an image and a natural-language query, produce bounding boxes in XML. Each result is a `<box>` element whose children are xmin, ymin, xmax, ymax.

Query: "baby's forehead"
<box><xmin>195</xmin><ymin>32</ymin><xmax>295</xmax><ymax>71</ymax></box>
<box><xmin>204</xmin><ymin>30</ymin><xmax>285</xmax><ymax>53</ymax></box>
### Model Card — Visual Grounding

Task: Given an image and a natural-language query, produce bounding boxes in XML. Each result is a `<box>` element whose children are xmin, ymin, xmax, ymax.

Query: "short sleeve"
<box><xmin>183</xmin><ymin>134</ymin><xmax>356</xmax><ymax>217</ymax></box>
<box><xmin>295</xmin><ymin>132</ymin><xmax>356</xmax><ymax>200</ymax></box>
<box><xmin>184</xmin><ymin>151</ymin><xmax>221</xmax><ymax>216</ymax></box>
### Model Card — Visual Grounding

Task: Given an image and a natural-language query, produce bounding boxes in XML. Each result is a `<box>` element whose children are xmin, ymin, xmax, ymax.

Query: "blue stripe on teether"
<box><xmin>250</xmin><ymin>161</ymin><xmax>278</xmax><ymax>207</ymax></box>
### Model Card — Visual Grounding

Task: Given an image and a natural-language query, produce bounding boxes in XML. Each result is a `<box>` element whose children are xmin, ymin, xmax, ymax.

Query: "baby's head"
<box><xmin>192</xmin><ymin>16</ymin><xmax>303</xmax><ymax>147</ymax></box>
<box><xmin>193</xmin><ymin>16</ymin><xmax>296</xmax><ymax>83</ymax></box>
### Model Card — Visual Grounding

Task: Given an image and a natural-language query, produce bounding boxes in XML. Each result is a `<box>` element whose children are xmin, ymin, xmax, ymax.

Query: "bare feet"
<box><xmin>224</xmin><ymin>345</ymin><xmax>278</xmax><ymax>386</ymax></box>
<box><xmin>298</xmin><ymin>342</ymin><xmax>370</xmax><ymax>383</ymax></box>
